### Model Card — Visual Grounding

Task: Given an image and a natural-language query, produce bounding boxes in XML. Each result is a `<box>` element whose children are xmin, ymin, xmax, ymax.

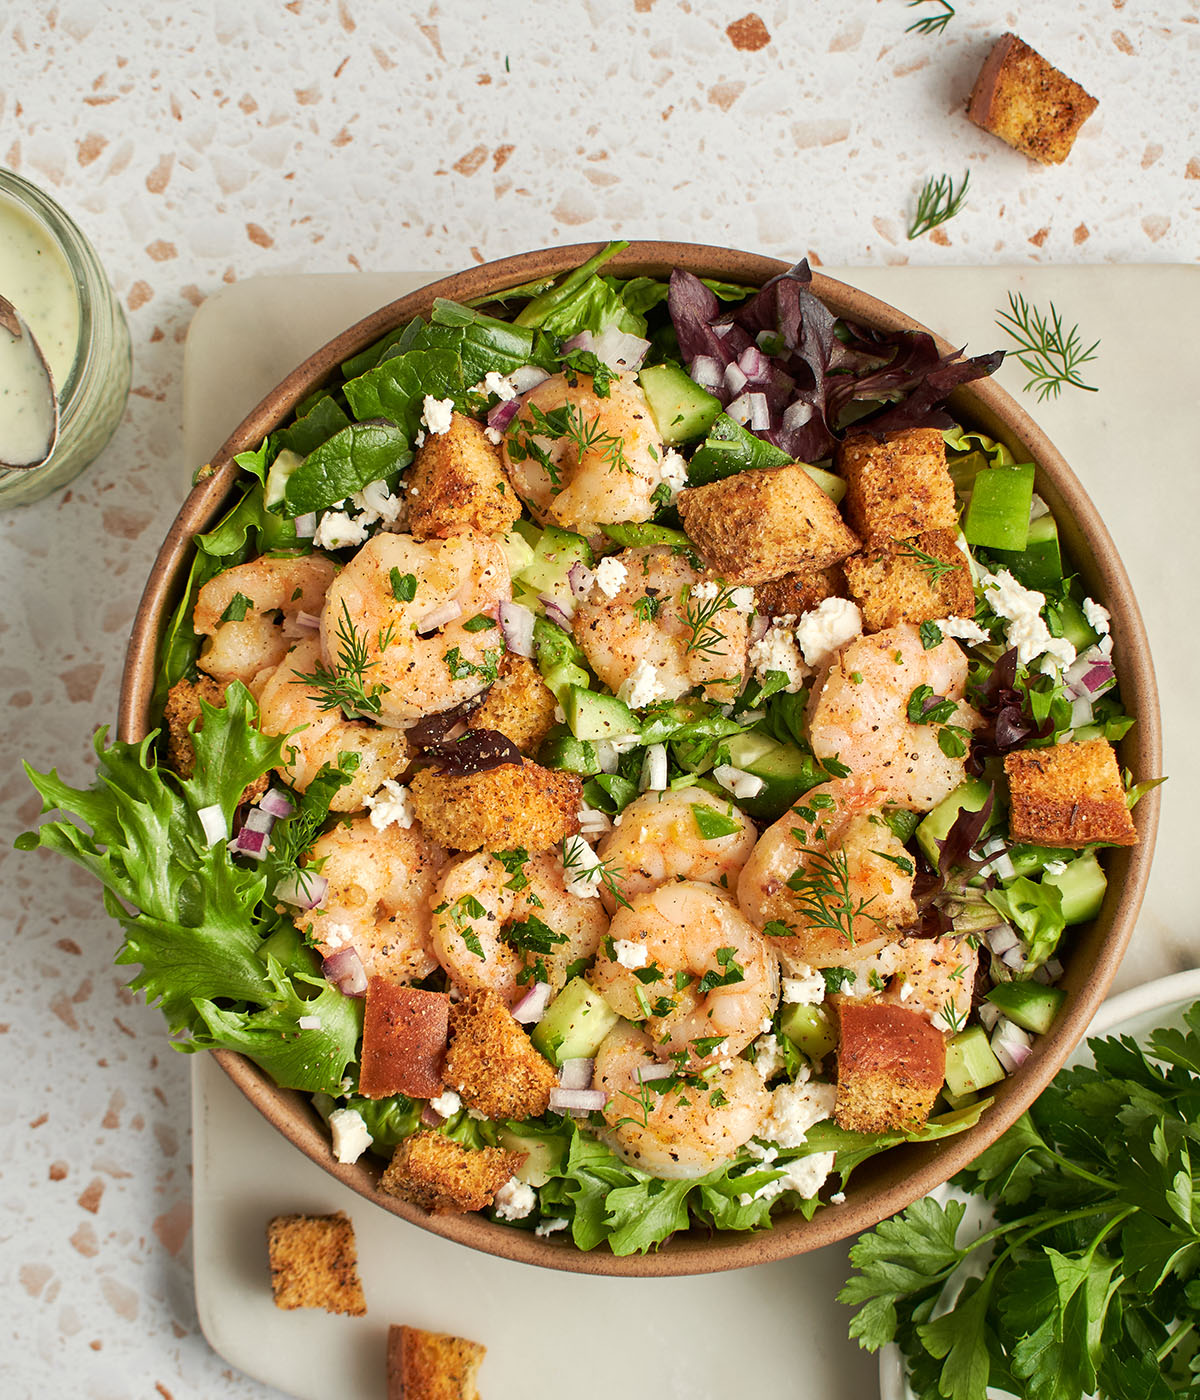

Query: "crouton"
<box><xmin>843</xmin><ymin>529</ymin><xmax>975</xmax><ymax>633</ymax></box>
<box><xmin>677</xmin><ymin>463</ymin><xmax>859</xmax><ymax>585</ymax></box>
<box><xmin>444</xmin><ymin>989</ymin><xmax>556</xmax><ymax>1120</ymax></box>
<box><xmin>266</xmin><ymin>1211</ymin><xmax>367</xmax><ymax>1315</ymax></box>
<box><xmin>407</xmin><ymin>411</ymin><xmax>521</xmax><ymax>540</ymax></box>
<box><xmin>755</xmin><ymin>564</ymin><xmax>845</xmax><ymax>620</ymax></box>
<box><xmin>967</xmin><ymin>33</ymin><xmax>1098</xmax><ymax>166</ymax></box>
<box><xmin>359</xmin><ymin>980</ymin><xmax>450</xmax><ymax>1101</ymax></box>
<box><xmin>834</xmin><ymin>1002</ymin><xmax>945</xmax><ymax>1134</ymax></box>
<box><xmin>465</xmin><ymin>654</ymin><xmax>557</xmax><ymax>755</ymax></box>
<box><xmin>380</xmin><ymin>1131</ymin><xmax>522</xmax><ymax>1214</ymax></box>
<box><xmin>837</xmin><ymin>429</ymin><xmax>958</xmax><ymax>543</ymax></box>
<box><xmin>409</xmin><ymin>758</ymin><xmax>581</xmax><ymax>852</ymax></box>
<box><xmin>1005</xmin><ymin>737</ymin><xmax>1136</xmax><ymax>848</ymax></box>
<box><xmin>164</xmin><ymin>676</ymin><xmax>269</xmax><ymax>804</ymax></box>
<box><xmin>388</xmin><ymin>1325</ymin><xmax>486</xmax><ymax>1400</ymax></box>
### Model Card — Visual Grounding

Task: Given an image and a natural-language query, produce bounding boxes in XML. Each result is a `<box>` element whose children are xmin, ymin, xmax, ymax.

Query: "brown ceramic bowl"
<box><xmin>118</xmin><ymin>242</ymin><xmax>1160</xmax><ymax>1276</ymax></box>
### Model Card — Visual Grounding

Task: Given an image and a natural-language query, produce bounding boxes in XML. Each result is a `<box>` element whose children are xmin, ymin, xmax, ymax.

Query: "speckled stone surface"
<box><xmin>2</xmin><ymin>3</ymin><xmax>1198</xmax><ymax>1396</ymax></box>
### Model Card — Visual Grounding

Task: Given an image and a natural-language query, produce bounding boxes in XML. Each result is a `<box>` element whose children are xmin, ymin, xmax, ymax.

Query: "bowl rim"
<box><xmin>116</xmin><ymin>240</ymin><xmax>1162</xmax><ymax>1277</ymax></box>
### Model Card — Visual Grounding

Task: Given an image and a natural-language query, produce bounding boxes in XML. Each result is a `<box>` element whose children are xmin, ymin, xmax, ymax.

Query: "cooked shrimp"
<box><xmin>590</xmin><ymin>881</ymin><xmax>779</xmax><ymax>1067</ymax></box>
<box><xmin>500</xmin><ymin>372</ymin><xmax>667</xmax><ymax>536</ymax></box>
<box><xmin>254</xmin><ymin>637</ymin><xmax>410</xmax><ymax>810</ymax></box>
<box><xmin>846</xmin><ymin>934</ymin><xmax>980</xmax><ymax>1030</ymax></box>
<box><xmin>298</xmin><ymin>816</ymin><xmax>449</xmax><ymax>985</ymax></box>
<box><xmin>594</xmin><ymin>1021</ymin><xmax>770</xmax><ymax>1179</ymax></box>
<box><xmin>430</xmin><ymin>849</ymin><xmax>609</xmax><ymax>1003</ymax></box>
<box><xmin>737</xmin><ymin>775</ymin><xmax>916</xmax><ymax>973</ymax></box>
<box><xmin>596</xmin><ymin>788</ymin><xmax>757</xmax><ymax>909</ymax></box>
<box><xmin>319</xmin><ymin>527</ymin><xmax>511</xmax><ymax>723</ymax></box>
<box><xmin>194</xmin><ymin>553</ymin><xmax>337</xmax><ymax>683</ymax></box>
<box><xmin>806</xmin><ymin>622</ymin><xmax>982</xmax><ymax>812</ymax></box>
<box><xmin>573</xmin><ymin>546</ymin><xmax>751</xmax><ymax>704</ymax></box>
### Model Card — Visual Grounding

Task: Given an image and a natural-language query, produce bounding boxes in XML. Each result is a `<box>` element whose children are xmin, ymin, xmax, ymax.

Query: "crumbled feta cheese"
<box><xmin>313</xmin><ymin>510</ymin><xmax>369</xmax><ymax>551</ymax></box>
<box><xmin>328</xmin><ymin>1107</ymin><xmax>373</xmax><ymax>1165</ymax></box>
<box><xmin>613</xmin><ymin>938</ymin><xmax>648</xmax><ymax>970</ymax></box>
<box><xmin>535</xmin><ymin>1216</ymin><xmax>569</xmax><ymax>1237</ymax></box>
<box><xmin>748</xmin><ymin>620</ymin><xmax>807</xmax><ymax>693</ymax></box>
<box><xmin>429</xmin><ymin>1088</ymin><xmax>462</xmax><ymax>1118</ymax></box>
<box><xmin>1029</xmin><ymin>493</ymin><xmax>1051</xmax><ymax>522</ymax></box>
<box><xmin>594</xmin><ymin>556</ymin><xmax>628</xmax><ymax>599</ymax></box>
<box><xmin>298</xmin><ymin>1014</ymin><xmax>323</xmax><ymax>1031</ymax></box>
<box><xmin>1043</xmin><ymin>859</ymin><xmax>1068</xmax><ymax>876</ymax></box>
<box><xmin>562</xmin><ymin>833</ymin><xmax>604</xmax><ymax>899</ymax></box>
<box><xmin>421</xmin><ymin>395</ymin><xmax>455</xmax><ymax>435</ymax></box>
<box><xmin>364</xmin><ymin>779</ymin><xmax>414</xmax><ymax>832</ymax></box>
<box><xmin>980</xmin><ymin>568</ymin><xmax>1076</xmax><ymax>670</ymax></box>
<box><xmin>484</xmin><ymin>370</ymin><xmax>517</xmax><ymax>401</ymax></box>
<box><xmin>618</xmin><ymin>659</ymin><xmax>668</xmax><ymax>710</ymax></box>
<box><xmin>761</xmin><ymin>1080</ymin><xmax>838</xmax><ymax>1148</ymax></box>
<box><xmin>321</xmin><ymin>922</ymin><xmax>353</xmax><ymax>952</ymax></box>
<box><xmin>577</xmin><ymin>805</ymin><xmax>613</xmax><ymax>838</ymax></box>
<box><xmin>830</xmin><ymin>1191</ymin><xmax>847</xmax><ymax>1206</ymax></box>
<box><xmin>492</xmin><ymin>1176</ymin><xmax>537</xmax><ymax>1221</ymax></box>
<box><xmin>658</xmin><ymin>448</ymin><xmax>689</xmax><ymax>496</ymax></box>
<box><xmin>690</xmin><ymin>580</ymin><xmax>720</xmax><ymax>604</ymax></box>
<box><xmin>898</xmin><ymin>979</ymin><xmax>914</xmax><ymax>1003</ymax></box>
<box><xmin>352</xmin><ymin>478</ymin><xmax>405</xmax><ymax>525</ymax></box>
<box><xmin>782</xmin><ymin>967</ymin><xmax>826</xmax><ymax>1006</ymax></box>
<box><xmin>730</xmin><ymin>586</ymin><xmax>756</xmax><ymax>614</ymax></box>
<box><xmin>739</xmin><ymin>1150</ymin><xmax>836</xmax><ymax>1205</ymax></box>
<box><xmin>746</xmin><ymin>1140</ymin><xmax>779</xmax><ymax>1165</ymax></box>
<box><xmin>484</xmin><ymin>426</ymin><xmax>503</xmax><ymax>445</ymax></box>
<box><xmin>753</xmin><ymin>1033</ymin><xmax>787</xmax><ymax>1080</ymax></box>
<box><xmin>936</xmin><ymin>615</ymin><xmax>990</xmax><ymax>645</ymax></box>
<box><xmin>414</xmin><ymin>428</ymin><xmax>427</xmax><ymax>448</ymax></box>
<box><xmin>1082</xmin><ymin>597</ymin><xmax>1111</xmax><ymax>636</ymax></box>
<box><xmin>794</xmin><ymin>597</ymin><xmax>863</xmax><ymax>669</ymax></box>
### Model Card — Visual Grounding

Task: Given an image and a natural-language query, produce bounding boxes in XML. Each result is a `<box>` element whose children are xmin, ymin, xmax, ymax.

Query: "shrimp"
<box><xmin>834</xmin><ymin>934</ymin><xmax>979</xmax><ymax>1030</ymax></box>
<box><xmin>298</xmin><ymin>816</ymin><xmax>449</xmax><ymax>985</ymax></box>
<box><xmin>590</xmin><ymin>881</ymin><xmax>780</xmax><ymax>1067</ymax></box>
<box><xmin>319</xmin><ymin>527</ymin><xmax>511</xmax><ymax>723</ymax></box>
<box><xmin>573</xmin><ymin>546</ymin><xmax>751</xmax><ymax>705</ymax></box>
<box><xmin>594</xmin><ymin>1021</ymin><xmax>770</xmax><ymax>1179</ymax></box>
<box><xmin>806</xmin><ymin>622</ymin><xmax>982</xmax><ymax>812</ymax></box>
<box><xmin>194</xmin><ymin>553</ymin><xmax>337</xmax><ymax>683</ymax></box>
<box><xmin>596</xmin><ymin>788</ymin><xmax>757</xmax><ymax>910</ymax></box>
<box><xmin>254</xmin><ymin>636</ymin><xmax>410</xmax><ymax>810</ymax></box>
<box><xmin>430</xmin><ymin>849</ymin><xmax>609</xmax><ymax>1003</ymax></box>
<box><xmin>500</xmin><ymin>372</ymin><xmax>667</xmax><ymax>536</ymax></box>
<box><xmin>736</xmin><ymin>775</ymin><xmax>917</xmax><ymax>974</ymax></box>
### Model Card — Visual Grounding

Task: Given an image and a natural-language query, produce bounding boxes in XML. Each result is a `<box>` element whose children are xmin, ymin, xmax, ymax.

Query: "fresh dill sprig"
<box><xmin>907</xmin><ymin>170</ymin><xmax>970</xmax><ymax>240</ymax></box>
<box><xmin>785</xmin><ymin>847</ymin><xmax>881</xmax><ymax>945</ymax></box>
<box><xmin>292</xmin><ymin>599</ymin><xmax>388</xmax><ymax>719</ymax></box>
<box><xmin>995</xmin><ymin>291</ymin><xmax>1100</xmax><ymax>402</ymax></box>
<box><xmin>681</xmin><ymin>583</ymin><xmax>738</xmax><ymax>659</ymax></box>
<box><xmin>563</xmin><ymin>402</ymin><xmax>630</xmax><ymax>474</ymax></box>
<box><xmin>561</xmin><ymin>837</ymin><xmax>631</xmax><ymax>911</ymax></box>
<box><xmin>905</xmin><ymin>0</ymin><xmax>954</xmax><ymax>35</ymax></box>
<box><xmin>894</xmin><ymin>540</ymin><xmax>965</xmax><ymax>584</ymax></box>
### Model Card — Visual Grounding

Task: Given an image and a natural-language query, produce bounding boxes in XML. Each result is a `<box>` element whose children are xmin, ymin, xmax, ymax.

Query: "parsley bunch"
<box><xmin>841</xmin><ymin>1004</ymin><xmax>1200</xmax><ymax>1399</ymax></box>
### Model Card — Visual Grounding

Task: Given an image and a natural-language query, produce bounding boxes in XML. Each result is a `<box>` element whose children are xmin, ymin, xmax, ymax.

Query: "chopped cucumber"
<box><xmin>985</xmin><ymin>981</ymin><xmax>1067</xmax><ymax>1036</ymax></box>
<box><xmin>500</xmin><ymin>529</ymin><xmax>536</xmax><ymax>578</ymax></box>
<box><xmin>601</xmin><ymin>521</ymin><xmax>694</xmax><ymax>553</ymax></box>
<box><xmin>915</xmin><ymin>779</ymin><xmax>996</xmax><ymax>869</ymax></box>
<box><xmin>264</xmin><ymin>448</ymin><xmax>304</xmax><ymax>511</ymax></box>
<box><xmin>1043</xmin><ymin>851</ymin><xmax>1106</xmax><ymax>924</ymax></box>
<box><xmin>883</xmin><ymin>809</ymin><xmax>922</xmax><ymax>844</ymax></box>
<box><xmin>722</xmin><ymin>732</ymin><xmax>825</xmax><ymax>821</ymax></box>
<box><xmin>515</xmin><ymin>524</ymin><xmax>593</xmax><ymax>615</ymax></box>
<box><xmin>496</xmin><ymin>1129</ymin><xmax>564</xmax><ymax>1187</ymax></box>
<box><xmin>564</xmin><ymin>685</ymin><xmax>640</xmax><ymax>742</ymax></box>
<box><xmin>963</xmin><ymin>463</ymin><xmax>1036</xmax><ymax>552</ymax></box>
<box><xmin>799</xmin><ymin>462</ymin><xmax>846</xmax><ymax>504</ymax></box>
<box><xmin>534</xmin><ymin>616</ymin><xmax>588</xmax><ymax>672</ymax></box>
<box><xmin>1007</xmin><ymin>843</ymin><xmax>1073</xmax><ymax>878</ymax></box>
<box><xmin>989</xmin><ymin>513</ymin><xmax>1063</xmax><ymax>592</ymax></box>
<box><xmin>538</xmin><ymin>724</ymin><xmax>601</xmax><ymax>776</ymax></box>
<box><xmin>947</xmin><ymin>449</ymin><xmax>991</xmax><ymax>501</ymax></box>
<box><xmin>530</xmin><ymin>978</ymin><xmax>619</xmax><ymax>1065</ymax></box>
<box><xmin>944</xmin><ymin>1025</ymin><xmax>1006</xmax><ymax>1097</ymax></box>
<box><xmin>638</xmin><ymin>363</ymin><xmax>723</xmax><ymax>445</ymax></box>
<box><xmin>780</xmin><ymin>1003</ymin><xmax>837</xmax><ymax>1061</ymax></box>
<box><xmin>1055</xmin><ymin>596</ymin><xmax>1101</xmax><ymax>653</ymax></box>
<box><xmin>541</xmin><ymin>661</ymin><xmax>590</xmax><ymax>706</ymax></box>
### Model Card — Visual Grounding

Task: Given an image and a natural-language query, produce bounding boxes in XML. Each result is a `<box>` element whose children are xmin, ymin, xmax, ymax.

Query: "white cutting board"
<box><xmin>185</xmin><ymin>265</ymin><xmax>1198</xmax><ymax>1400</ymax></box>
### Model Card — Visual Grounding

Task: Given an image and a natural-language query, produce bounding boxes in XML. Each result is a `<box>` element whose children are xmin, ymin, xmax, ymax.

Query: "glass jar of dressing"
<box><xmin>0</xmin><ymin>168</ymin><xmax>131</xmax><ymax>507</ymax></box>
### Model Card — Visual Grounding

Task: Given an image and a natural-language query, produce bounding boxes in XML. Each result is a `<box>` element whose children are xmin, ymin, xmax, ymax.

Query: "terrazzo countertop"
<box><xmin>3</xmin><ymin>3</ymin><xmax>1198</xmax><ymax>1396</ymax></box>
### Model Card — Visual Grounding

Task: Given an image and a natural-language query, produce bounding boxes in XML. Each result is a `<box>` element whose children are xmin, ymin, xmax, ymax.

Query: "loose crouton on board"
<box><xmin>755</xmin><ymin>564</ymin><xmax>845</xmax><ymax>620</ymax></box>
<box><xmin>407</xmin><ymin>411</ymin><xmax>521</xmax><ymax>540</ymax></box>
<box><xmin>387</xmin><ymin>1325</ymin><xmax>486</xmax><ymax>1400</ymax></box>
<box><xmin>1005</xmin><ymin>737</ymin><xmax>1137</xmax><ymax>848</ymax></box>
<box><xmin>359</xmin><ymin>980</ymin><xmax>450</xmax><ymax>1101</ymax></box>
<box><xmin>445</xmin><ymin>989</ymin><xmax>556</xmax><ymax>1121</ymax></box>
<box><xmin>843</xmin><ymin>529</ymin><xmax>975</xmax><ymax>633</ymax></box>
<box><xmin>677</xmin><ymin>463</ymin><xmax>859</xmax><ymax>584</ymax></box>
<box><xmin>465</xmin><ymin>654</ymin><xmax>557</xmax><ymax>756</ymax></box>
<box><xmin>837</xmin><ymin>428</ymin><xmax>958</xmax><ymax>543</ymax></box>
<box><xmin>266</xmin><ymin>1211</ymin><xmax>367</xmax><ymax>1315</ymax></box>
<box><xmin>834</xmin><ymin>1001</ymin><xmax>945</xmax><ymax>1134</ymax></box>
<box><xmin>380</xmin><ymin>1132</ymin><xmax>523</xmax><ymax>1214</ymax></box>
<box><xmin>967</xmin><ymin>33</ymin><xmax>1098</xmax><ymax>166</ymax></box>
<box><xmin>409</xmin><ymin>758</ymin><xmax>581</xmax><ymax>852</ymax></box>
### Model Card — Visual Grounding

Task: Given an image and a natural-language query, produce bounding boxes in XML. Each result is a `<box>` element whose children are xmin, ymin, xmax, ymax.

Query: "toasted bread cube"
<box><xmin>465</xmin><ymin>654</ymin><xmax>557</xmax><ymax>756</ymax></box>
<box><xmin>1005</xmin><ymin>737</ymin><xmax>1136</xmax><ymax>847</ymax></box>
<box><xmin>677</xmin><ymin>463</ymin><xmax>859</xmax><ymax>585</ymax></box>
<box><xmin>968</xmin><ymin>33</ymin><xmax>1098</xmax><ymax>166</ymax></box>
<box><xmin>408</xmin><ymin>412</ymin><xmax>521</xmax><ymax>540</ymax></box>
<box><xmin>388</xmin><ymin>1325</ymin><xmax>486</xmax><ymax>1400</ymax></box>
<box><xmin>755</xmin><ymin>564</ymin><xmax>844</xmax><ymax>620</ymax></box>
<box><xmin>837</xmin><ymin>429</ymin><xmax>959</xmax><ymax>543</ymax></box>
<box><xmin>380</xmin><ymin>1131</ymin><xmax>523</xmax><ymax>1214</ymax></box>
<box><xmin>359</xmin><ymin>980</ymin><xmax>450</xmax><ymax>1100</ymax></box>
<box><xmin>835</xmin><ymin>1002</ymin><xmax>945</xmax><ymax>1133</ymax></box>
<box><xmin>445</xmin><ymin>989</ymin><xmax>556</xmax><ymax>1120</ymax></box>
<box><xmin>266</xmin><ymin>1211</ymin><xmax>366</xmax><ymax>1315</ymax></box>
<box><xmin>409</xmin><ymin>758</ymin><xmax>581</xmax><ymax>853</ymax></box>
<box><xmin>164</xmin><ymin>676</ymin><xmax>269</xmax><ymax>804</ymax></box>
<box><xmin>843</xmin><ymin>529</ymin><xmax>975</xmax><ymax>633</ymax></box>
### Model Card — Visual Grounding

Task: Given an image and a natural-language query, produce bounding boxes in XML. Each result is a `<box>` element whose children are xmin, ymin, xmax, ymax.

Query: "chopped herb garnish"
<box><xmin>444</xmin><ymin>645</ymin><xmax>501</xmax><ymax>685</ymax></box>
<box><xmin>786</xmin><ymin>848</ymin><xmax>881</xmax><ymax>945</ymax></box>
<box><xmin>692</xmin><ymin>803</ymin><xmax>744</xmax><ymax>840</ymax></box>
<box><xmin>919</xmin><ymin>620</ymin><xmax>944</xmax><ymax>650</ymax></box>
<box><xmin>696</xmin><ymin>946</ymin><xmax>745</xmax><ymax>996</ymax></box>
<box><xmin>506</xmin><ymin>913</ymin><xmax>568</xmax><ymax>956</ymax></box>
<box><xmin>218</xmin><ymin>592</ymin><xmax>253</xmax><ymax>624</ymax></box>
<box><xmin>995</xmin><ymin>290</ymin><xmax>1101</xmax><ymax>402</ymax></box>
<box><xmin>633</xmin><ymin>592</ymin><xmax>663</xmax><ymax>622</ymax></box>
<box><xmin>821</xmin><ymin>966</ymin><xmax>857</xmax><ymax>994</ymax></box>
<box><xmin>907</xmin><ymin>170</ymin><xmax>970</xmax><ymax>240</ymax></box>
<box><xmin>896</xmin><ymin>541</ymin><xmax>964</xmax><ymax>584</ymax></box>
<box><xmin>390</xmin><ymin>568</ymin><xmax>418</xmax><ymax>602</ymax></box>
<box><xmin>681</xmin><ymin>583</ymin><xmax>738</xmax><ymax>659</ymax></box>
<box><xmin>462</xmin><ymin>613</ymin><xmax>497</xmax><ymax>633</ymax></box>
<box><xmin>904</xmin><ymin>0</ymin><xmax>954</xmax><ymax>35</ymax></box>
<box><xmin>872</xmin><ymin>848</ymin><xmax>916</xmax><ymax>877</ymax></box>
<box><xmin>292</xmin><ymin>599</ymin><xmax>388</xmax><ymax>719</ymax></box>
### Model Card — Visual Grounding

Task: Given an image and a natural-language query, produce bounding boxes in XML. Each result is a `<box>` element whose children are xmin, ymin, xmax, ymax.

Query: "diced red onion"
<box><xmin>242</xmin><ymin>806</ymin><xmax>276</xmax><ymax>836</ymax></box>
<box><xmin>541</xmin><ymin>596</ymin><xmax>574</xmax><ymax>630</ymax></box>
<box><xmin>295</xmin><ymin>611</ymin><xmax>321</xmax><ymax>631</ymax></box>
<box><xmin>568</xmin><ymin>561</ymin><xmax>596</xmax><ymax>601</ymax></box>
<box><xmin>640</xmin><ymin>743</ymin><xmax>668</xmax><ymax>793</ymax></box>
<box><xmin>322</xmin><ymin>946</ymin><xmax>368</xmax><ymax>998</ymax></box>
<box><xmin>782</xmin><ymin>400</ymin><xmax>814</xmax><ymax>433</ymax></box>
<box><xmin>417</xmin><ymin>600</ymin><xmax>463</xmax><ymax>636</ymax></box>
<box><xmin>999</xmin><ymin>943</ymin><xmax>1028</xmax><ymax>973</ymax></box>
<box><xmin>1080</xmin><ymin>663</ymin><xmax>1115</xmax><ymax>696</ymax></box>
<box><xmin>749</xmin><ymin>614</ymin><xmax>770</xmax><ymax>644</ymax></box>
<box><xmin>260</xmin><ymin>788</ymin><xmax>295</xmax><ymax>819</ymax></box>
<box><xmin>747</xmin><ymin>392</ymin><xmax>771</xmax><ymax>430</ymax></box>
<box><xmin>1069</xmin><ymin>696</ymin><xmax>1094</xmax><ymax>729</ymax></box>
<box><xmin>230</xmin><ymin>826</ymin><xmax>267</xmax><ymax>860</ymax></box>
<box><xmin>487</xmin><ymin>397</ymin><xmax>521</xmax><ymax>433</ymax></box>
<box><xmin>509</xmin><ymin>365</ymin><xmax>551</xmax><ymax>394</ymax></box>
<box><xmin>498</xmin><ymin>601</ymin><xmax>535</xmax><ymax>658</ymax></box>
<box><xmin>197</xmin><ymin>804</ymin><xmax>227</xmax><ymax>847</ymax></box>
<box><xmin>293</xmin><ymin>512</ymin><xmax>317</xmax><ymax>539</ymax></box>
<box><xmin>991</xmin><ymin>1019</ymin><xmax>1033</xmax><ymax>1073</ymax></box>
<box><xmin>986</xmin><ymin>924</ymin><xmax>1020</xmax><ymax>957</ymax></box>
<box><xmin>723</xmin><ymin>362</ymin><xmax>748</xmax><ymax>397</ymax></box>
<box><xmin>712</xmin><ymin>764</ymin><xmax>764</xmax><ymax>801</ymax></box>
<box><xmin>511</xmin><ymin>981</ymin><xmax>553</xmax><ymax>1024</ymax></box>
<box><xmin>563</xmin><ymin>331</ymin><xmax>594</xmax><ymax>353</ymax></box>
<box><xmin>596</xmin><ymin>741</ymin><xmax>622</xmax><ymax>775</ymax></box>
<box><xmin>688</xmin><ymin>355</ymin><xmax>723</xmax><ymax>393</ymax></box>
<box><xmin>577</xmin><ymin>805</ymin><xmax>612</xmax><ymax>837</ymax></box>
<box><xmin>549</xmin><ymin>1087</ymin><xmax>608</xmax><ymax>1114</ymax></box>
<box><xmin>591</xmin><ymin>325</ymin><xmax>650</xmax><ymax>371</ymax></box>
<box><xmin>711</xmin><ymin>322</ymin><xmax>733</xmax><ymax>340</ymax></box>
<box><xmin>738</xmin><ymin>345</ymin><xmax>770</xmax><ymax>381</ymax></box>
<box><xmin>634</xmin><ymin>1062</ymin><xmax>674</xmax><ymax>1084</ymax></box>
<box><xmin>726</xmin><ymin>392</ymin><xmax>753</xmax><ymax>426</ymax></box>
<box><xmin>558</xmin><ymin>1058</ymin><xmax>595</xmax><ymax>1090</ymax></box>
<box><xmin>977</xmin><ymin>1001</ymin><xmax>1001</xmax><ymax>1032</ymax></box>
<box><xmin>274</xmin><ymin>871</ymin><xmax>328</xmax><ymax>910</ymax></box>
<box><xmin>421</xmin><ymin>1102</ymin><xmax>445</xmax><ymax>1127</ymax></box>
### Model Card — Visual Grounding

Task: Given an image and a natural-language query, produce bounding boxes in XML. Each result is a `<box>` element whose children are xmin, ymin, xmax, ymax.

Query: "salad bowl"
<box><xmin>114</xmin><ymin>242</ymin><xmax>1160</xmax><ymax>1276</ymax></box>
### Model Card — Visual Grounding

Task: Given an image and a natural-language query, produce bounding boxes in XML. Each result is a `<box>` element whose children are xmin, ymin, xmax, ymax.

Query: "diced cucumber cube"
<box><xmin>989</xmin><ymin>513</ymin><xmax>1063</xmax><ymax>592</ymax></box>
<box><xmin>1043</xmin><ymin>851</ymin><xmax>1106</xmax><ymax>924</ymax></box>
<box><xmin>779</xmin><ymin>1003</ymin><xmax>837</xmax><ymax>1061</ymax></box>
<box><xmin>496</xmin><ymin>1129</ymin><xmax>565</xmax><ymax>1186</ymax></box>
<box><xmin>563</xmin><ymin>685</ymin><xmax>640</xmax><ymax>742</ymax></box>
<box><xmin>985</xmin><ymin>981</ymin><xmax>1067</xmax><ymax>1036</ymax></box>
<box><xmin>530</xmin><ymin>978</ymin><xmax>619</xmax><ymax>1066</ymax></box>
<box><xmin>944</xmin><ymin>1026</ymin><xmax>1006</xmax><ymax>1097</ymax></box>
<box><xmin>638</xmin><ymin>363</ymin><xmax>723</xmax><ymax>446</ymax></box>
<box><xmin>963</xmin><ymin>463</ymin><xmax>1036</xmax><ymax>552</ymax></box>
